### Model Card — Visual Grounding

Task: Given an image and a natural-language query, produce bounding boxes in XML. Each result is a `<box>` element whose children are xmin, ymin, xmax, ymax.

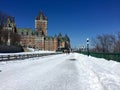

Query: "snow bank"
<box><xmin>0</xmin><ymin>50</ymin><xmax>56</xmax><ymax>56</ymax></box>
<box><xmin>74</xmin><ymin>53</ymin><xmax>120</xmax><ymax>90</ymax></box>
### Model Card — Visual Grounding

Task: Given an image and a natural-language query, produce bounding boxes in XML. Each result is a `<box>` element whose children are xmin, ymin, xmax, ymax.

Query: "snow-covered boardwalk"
<box><xmin>0</xmin><ymin>53</ymin><xmax>120</xmax><ymax>90</ymax></box>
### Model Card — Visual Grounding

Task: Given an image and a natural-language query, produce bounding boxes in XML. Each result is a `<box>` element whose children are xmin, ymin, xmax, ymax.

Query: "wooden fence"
<box><xmin>0</xmin><ymin>53</ymin><xmax>62</xmax><ymax>61</ymax></box>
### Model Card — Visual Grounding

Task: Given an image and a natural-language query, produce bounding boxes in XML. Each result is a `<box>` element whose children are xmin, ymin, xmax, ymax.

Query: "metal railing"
<box><xmin>0</xmin><ymin>52</ymin><xmax>62</xmax><ymax>61</ymax></box>
<box><xmin>79</xmin><ymin>52</ymin><xmax>120</xmax><ymax>62</ymax></box>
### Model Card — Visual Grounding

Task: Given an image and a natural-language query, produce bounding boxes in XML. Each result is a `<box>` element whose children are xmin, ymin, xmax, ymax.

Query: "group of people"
<box><xmin>63</xmin><ymin>49</ymin><xmax>70</xmax><ymax>54</ymax></box>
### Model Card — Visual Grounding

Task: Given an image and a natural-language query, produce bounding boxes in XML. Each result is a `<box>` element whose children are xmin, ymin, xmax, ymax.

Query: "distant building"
<box><xmin>1</xmin><ymin>16</ymin><xmax>20</xmax><ymax>45</ymax></box>
<box><xmin>0</xmin><ymin>16</ymin><xmax>23</xmax><ymax>53</ymax></box>
<box><xmin>17</xmin><ymin>11</ymin><xmax>70</xmax><ymax>51</ymax></box>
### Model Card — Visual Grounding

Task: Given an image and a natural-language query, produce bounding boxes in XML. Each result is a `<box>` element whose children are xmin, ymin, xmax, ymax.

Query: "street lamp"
<box><xmin>86</xmin><ymin>38</ymin><xmax>89</xmax><ymax>56</ymax></box>
<box><xmin>82</xmin><ymin>46</ymin><xmax>85</xmax><ymax>52</ymax></box>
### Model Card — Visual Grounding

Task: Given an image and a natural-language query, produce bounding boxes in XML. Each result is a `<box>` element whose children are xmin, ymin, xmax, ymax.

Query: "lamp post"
<box><xmin>86</xmin><ymin>38</ymin><xmax>89</xmax><ymax>56</ymax></box>
<box><xmin>82</xmin><ymin>46</ymin><xmax>85</xmax><ymax>52</ymax></box>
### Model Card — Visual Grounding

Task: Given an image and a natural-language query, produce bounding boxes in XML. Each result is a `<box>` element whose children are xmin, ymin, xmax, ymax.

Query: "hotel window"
<box><xmin>26</xmin><ymin>32</ymin><xmax>28</xmax><ymax>35</ymax></box>
<box><xmin>21</xmin><ymin>32</ymin><xmax>24</xmax><ymax>35</ymax></box>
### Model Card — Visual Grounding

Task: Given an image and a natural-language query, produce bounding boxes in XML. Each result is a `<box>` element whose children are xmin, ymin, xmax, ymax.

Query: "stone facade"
<box><xmin>17</xmin><ymin>28</ymin><xmax>58</xmax><ymax>51</ymax></box>
<box><xmin>0</xmin><ymin>17</ymin><xmax>20</xmax><ymax>46</ymax></box>
<box><xmin>35</xmin><ymin>11</ymin><xmax>47</xmax><ymax>36</ymax></box>
<box><xmin>17</xmin><ymin>11</ymin><xmax>70</xmax><ymax>51</ymax></box>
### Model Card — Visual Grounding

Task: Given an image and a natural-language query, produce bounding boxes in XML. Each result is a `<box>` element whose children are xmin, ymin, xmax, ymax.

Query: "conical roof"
<box><xmin>36</xmin><ymin>11</ymin><xmax>47</xmax><ymax>20</ymax></box>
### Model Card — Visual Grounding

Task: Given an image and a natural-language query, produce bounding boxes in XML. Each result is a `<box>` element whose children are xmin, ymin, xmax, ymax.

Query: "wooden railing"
<box><xmin>0</xmin><ymin>52</ymin><xmax>62</xmax><ymax>61</ymax></box>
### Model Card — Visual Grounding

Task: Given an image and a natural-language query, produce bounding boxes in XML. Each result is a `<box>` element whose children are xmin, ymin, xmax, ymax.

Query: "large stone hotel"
<box><xmin>17</xmin><ymin>11</ymin><xmax>70</xmax><ymax>51</ymax></box>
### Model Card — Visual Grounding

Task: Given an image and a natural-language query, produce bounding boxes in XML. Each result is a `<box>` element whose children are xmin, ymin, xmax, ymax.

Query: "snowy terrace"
<box><xmin>0</xmin><ymin>52</ymin><xmax>120</xmax><ymax>90</ymax></box>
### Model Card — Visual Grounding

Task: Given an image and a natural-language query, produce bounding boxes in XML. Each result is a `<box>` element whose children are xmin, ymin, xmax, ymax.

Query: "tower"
<box><xmin>35</xmin><ymin>11</ymin><xmax>48</xmax><ymax>36</ymax></box>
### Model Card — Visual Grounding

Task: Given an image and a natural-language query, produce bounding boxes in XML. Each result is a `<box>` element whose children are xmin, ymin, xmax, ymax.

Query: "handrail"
<box><xmin>79</xmin><ymin>52</ymin><xmax>120</xmax><ymax>62</ymax></box>
<box><xmin>0</xmin><ymin>52</ymin><xmax>62</xmax><ymax>61</ymax></box>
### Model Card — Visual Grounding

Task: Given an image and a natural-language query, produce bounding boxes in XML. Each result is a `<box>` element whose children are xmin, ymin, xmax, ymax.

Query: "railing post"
<box><xmin>19</xmin><ymin>55</ymin><xmax>21</xmax><ymax>59</ymax></box>
<box><xmin>8</xmin><ymin>55</ymin><xmax>10</xmax><ymax>60</ymax></box>
<box><xmin>2</xmin><ymin>56</ymin><xmax>3</xmax><ymax>61</ymax></box>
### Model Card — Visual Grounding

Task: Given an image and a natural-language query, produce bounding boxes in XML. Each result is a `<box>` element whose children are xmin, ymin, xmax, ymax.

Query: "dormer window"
<box><xmin>26</xmin><ymin>32</ymin><xmax>28</xmax><ymax>35</ymax></box>
<box><xmin>21</xmin><ymin>32</ymin><xmax>24</xmax><ymax>35</ymax></box>
<box><xmin>40</xmin><ymin>14</ymin><xmax>43</xmax><ymax>20</ymax></box>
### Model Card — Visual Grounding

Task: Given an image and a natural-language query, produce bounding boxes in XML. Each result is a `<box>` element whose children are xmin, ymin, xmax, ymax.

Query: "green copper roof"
<box><xmin>17</xmin><ymin>28</ymin><xmax>34</xmax><ymax>35</ymax></box>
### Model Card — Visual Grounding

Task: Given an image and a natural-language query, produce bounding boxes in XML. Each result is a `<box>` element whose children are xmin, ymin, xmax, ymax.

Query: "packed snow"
<box><xmin>0</xmin><ymin>49</ymin><xmax>56</xmax><ymax>56</ymax></box>
<box><xmin>0</xmin><ymin>53</ymin><xmax>120</xmax><ymax>90</ymax></box>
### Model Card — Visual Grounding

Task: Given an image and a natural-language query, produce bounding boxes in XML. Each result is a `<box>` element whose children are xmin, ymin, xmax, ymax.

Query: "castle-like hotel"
<box><xmin>16</xmin><ymin>11</ymin><xmax>70</xmax><ymax>51</ymax></box>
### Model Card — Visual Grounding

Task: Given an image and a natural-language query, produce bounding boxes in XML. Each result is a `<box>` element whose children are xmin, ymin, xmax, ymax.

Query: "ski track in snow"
<box><xmin>0</xmin><ymin>53</ymin><xmax>120</xmax><ymax>90</ymax></box>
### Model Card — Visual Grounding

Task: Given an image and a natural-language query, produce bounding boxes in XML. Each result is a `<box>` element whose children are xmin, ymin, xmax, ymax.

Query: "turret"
<box><xmin>35</xmin><ymin>11</ymin><xmax>48</xmax><ymax>36</ymax></box>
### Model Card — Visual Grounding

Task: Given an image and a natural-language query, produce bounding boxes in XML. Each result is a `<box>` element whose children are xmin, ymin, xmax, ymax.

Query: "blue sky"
<box><xmin>1</xmin><ymin>0</ymin><xmax>120</xmax><ymax>48</ymax></box>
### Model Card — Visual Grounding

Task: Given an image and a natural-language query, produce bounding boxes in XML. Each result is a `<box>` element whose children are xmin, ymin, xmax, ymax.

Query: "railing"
<box><xmin>79</xmin><ymin>52</ymin><xmax>120</xmax><ymax>62</ymax></box>
<box><xmin>0</xmin><ymin>52</ymin><xmax>62</xmax><ymax>61</ymax></box>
